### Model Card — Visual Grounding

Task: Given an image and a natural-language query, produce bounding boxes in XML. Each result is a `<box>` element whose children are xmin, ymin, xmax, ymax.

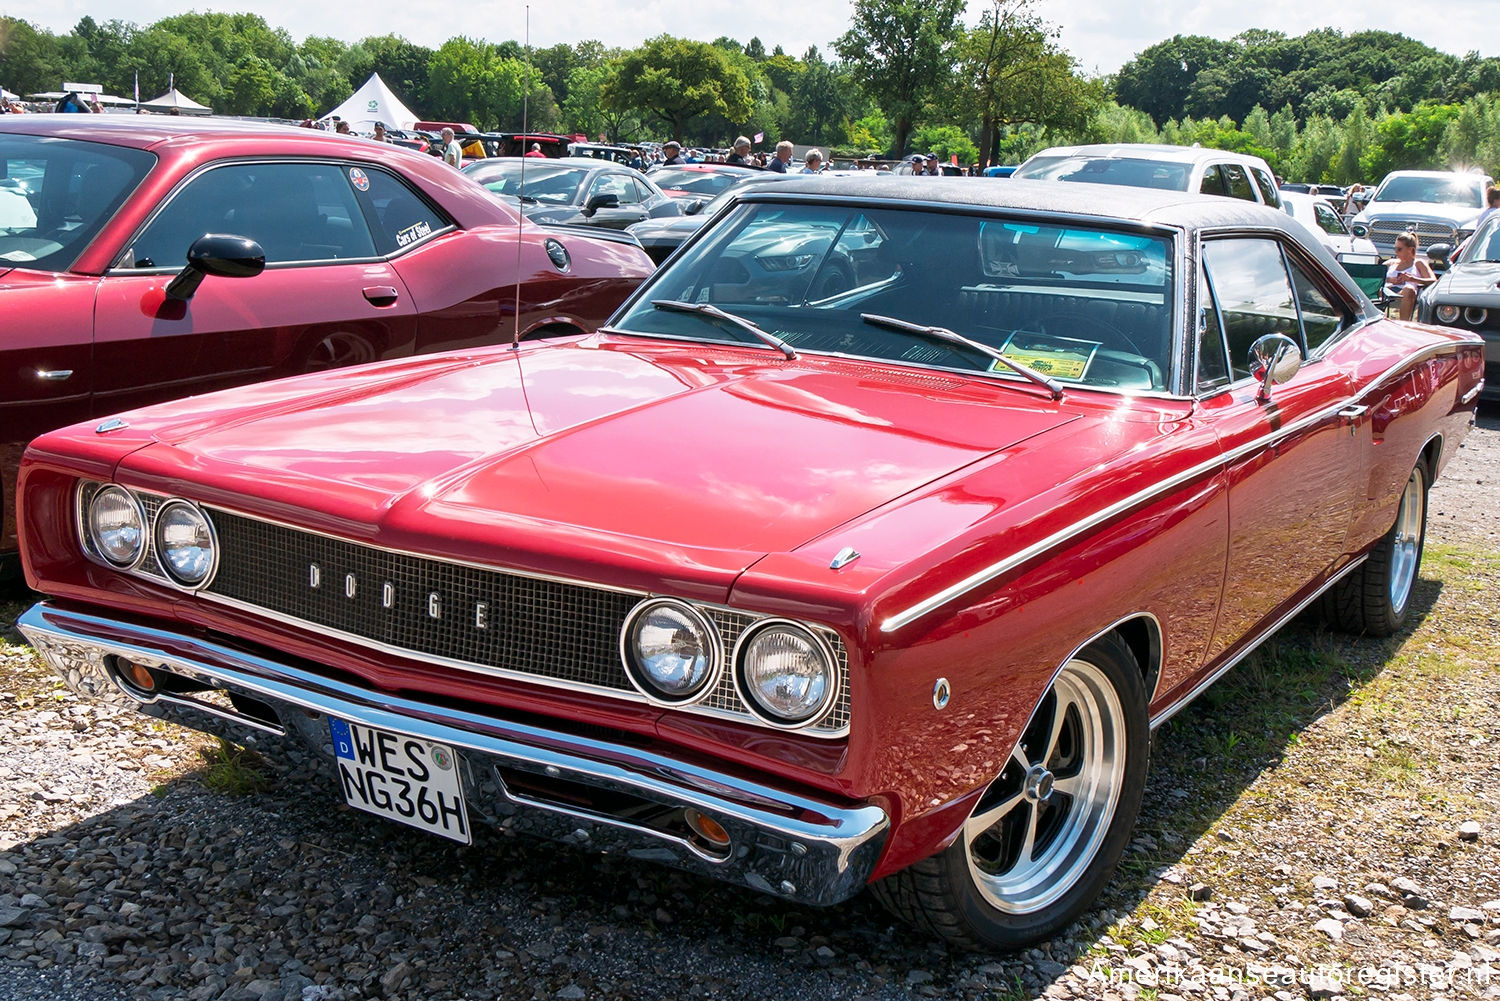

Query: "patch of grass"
<box><xmin>990</xmin><ymin>976</ymin><xmax>1030</xmax><ymax>1001</ymax></box>
<box><xmin>197</xmin><ymin>737</ymin><xmax>270</xmax><ymax>795</ymax></box>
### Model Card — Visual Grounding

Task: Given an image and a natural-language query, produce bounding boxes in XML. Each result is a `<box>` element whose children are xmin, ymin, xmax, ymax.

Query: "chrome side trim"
<box><xmin>1148</xmin><ymin>555</ymin><xmax>1365</xmax><ymax>729</ymax></box>
<box><xmin>881</xmin><ymin>341</ymin><xmax>1465</xmax><ymax>632</ymax></box>
<box><xmin>19</xmin><ymin>602</ymin><xmax>886</xmax><ymax>907</ymax></box>
<box><xmin>1461</xmin><ymin>383</ymin><xmax>1482</xmax><ymax>405</ymax></box>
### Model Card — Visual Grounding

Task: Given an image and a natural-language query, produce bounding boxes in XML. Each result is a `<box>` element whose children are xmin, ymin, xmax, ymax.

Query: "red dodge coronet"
<box><xmin>16</xmin><ymin>177</ymin><xmax>1483</xmax><ymax>950</ymax></box>
<box><xmin>0</xmin><ymin>117</ymin><xmax>653</xmax><ymax>575</ymax></box>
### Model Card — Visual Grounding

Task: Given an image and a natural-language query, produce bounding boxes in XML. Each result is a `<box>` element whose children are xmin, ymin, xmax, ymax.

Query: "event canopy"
<box><xmin>142</xmin><ymin>87</ymin><xmax>212</xmax><ymax>116</ymax></box>
<box><xmin>319</xmin><ymin>73</ymin><xmax>418</xmax><ymax>131</ymax></box>
<box><xmin>1</xmin><ymin>86</ymin><xmax>17</xmax><ymax>101</ymax></box>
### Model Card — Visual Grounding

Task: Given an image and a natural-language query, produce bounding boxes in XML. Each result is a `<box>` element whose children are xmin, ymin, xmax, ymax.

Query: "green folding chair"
<box><xmin>1340</xmin><ymin>260</ymin><xmax>1393</xmax><ymax>314</ymax></box>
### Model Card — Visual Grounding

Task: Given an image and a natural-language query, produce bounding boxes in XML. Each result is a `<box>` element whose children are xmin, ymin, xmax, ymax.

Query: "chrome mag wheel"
<box><xmin>1389</xmin><ymin>466</ymin><xmax>1425</xmax><ymax>617</ymax></box>
<box><xmin>964</xmin><ymin>658</ymin><xmax>1126</xmax><ymax>913</ymax></box>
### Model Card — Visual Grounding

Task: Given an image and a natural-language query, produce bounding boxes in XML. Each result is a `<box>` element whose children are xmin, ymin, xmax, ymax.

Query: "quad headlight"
<box><xmin>1435</xmin><ymin>304</ymin><xmax>1460</xmax><ymax>324</ymax></box>
<box><xmin>621</xmin><ymin>599</ymin><xmax>721</xmax><ymax>704</ymax></box>
<box><xmin>86</xmin><ymin>485</ymin><xmax>146</xmax><ymax>568</ymax></box>
<box><xmin>735</xmin><ymin>621</ymin><xmax>837</xmax><ymax>727</ymax></box>
<box><xmin>154</xmin><ymin>500</ymin><xmax>217</xmax><ymax>587</ymax></box>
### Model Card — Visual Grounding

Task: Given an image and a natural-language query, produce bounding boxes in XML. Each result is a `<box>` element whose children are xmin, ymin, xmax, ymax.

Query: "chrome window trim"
<box><xmin>107</xmin><ymin>156</ymin><xmax>456</xmax><ymax>273</ymax></box>
<box><xmin>732</xmin><ymin>619</ymin><xmax>843</xmax><ymax>730</ymax></box>
<box><xmin>80</xmin><ymin>489</ymin><xmax>849</xmax><ymax>738</ymax></box>
<box><xmin>880</xmin><ymin>340</ymin><xmax>1465</xmax><ymax>632</ymax></box>
<box><xmin>618</xmin><ymin>598</ymin><xmax>726</xmax><ymax>707</ymax></box>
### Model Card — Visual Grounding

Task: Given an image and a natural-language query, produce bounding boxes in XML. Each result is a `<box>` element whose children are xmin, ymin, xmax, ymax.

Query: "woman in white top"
<box><xmin>1384</xmin><ymin>231</ymin><xmax>1435</xmax><ymax>321</ymax></box>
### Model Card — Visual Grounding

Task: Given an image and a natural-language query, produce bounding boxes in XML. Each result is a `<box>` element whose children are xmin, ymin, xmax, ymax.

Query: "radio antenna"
<box><xmin>511</xmin><ymin>5</ymin><xmax>530</xmax><ymax>350</ymax></box>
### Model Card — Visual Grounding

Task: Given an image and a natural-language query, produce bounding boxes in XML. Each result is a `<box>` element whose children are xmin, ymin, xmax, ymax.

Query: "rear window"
<box><xmin>1013</xmin><ymin>155</ymin><xmax>1190</xmax><ymax>192</ymax></box>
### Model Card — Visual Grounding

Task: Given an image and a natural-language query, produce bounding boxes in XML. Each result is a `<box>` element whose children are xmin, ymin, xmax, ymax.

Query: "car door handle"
<box><xmin>35</xmin><ymin>369</ymin><xmax>74</xmax><ymax>381</ymax></box>
<box><xmin>1337</xmin><ymin>405</ymin><xmax>1368</xmax><ymax>419</ymax></box>
<box><xmin>362</xmin><ymin>286</ymin><xmax>399</xmax><ymax>307</ymax></box>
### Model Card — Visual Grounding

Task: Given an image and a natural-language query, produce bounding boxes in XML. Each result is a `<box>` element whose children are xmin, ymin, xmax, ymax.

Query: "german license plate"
<box><xmin>329</xmin><ymin>719</ymin><xmax>470</xmax><ymax>844</ymax></box>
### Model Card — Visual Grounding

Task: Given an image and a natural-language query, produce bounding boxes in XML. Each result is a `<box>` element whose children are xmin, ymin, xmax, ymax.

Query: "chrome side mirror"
<box><xmin>1249</xmin><ymin>333</ymin><xmax>1302</xmax><ymax>402</ymax></box>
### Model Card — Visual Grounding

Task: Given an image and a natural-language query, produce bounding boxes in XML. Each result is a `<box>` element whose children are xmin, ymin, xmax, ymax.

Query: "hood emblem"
<box><xmin>830</xmin><ymin>547</ymin><xmax>861</xmax><ymax>570</ymax></box>
<box><xmin>94</xmin><ymin>418</ymin><xmax>129</xmax><ymax>434</ymax></box>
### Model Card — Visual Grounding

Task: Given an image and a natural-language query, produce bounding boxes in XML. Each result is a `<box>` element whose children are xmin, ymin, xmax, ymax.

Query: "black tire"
<box><xmin>1321</xmin><ymin>461</ymin><xmax>1428</xmax><ymax>637</ymax></box>
<box><xmin>871</xmin><ymin>632</ymin><xmax>1150</xmax><ymax>951</ymax></box>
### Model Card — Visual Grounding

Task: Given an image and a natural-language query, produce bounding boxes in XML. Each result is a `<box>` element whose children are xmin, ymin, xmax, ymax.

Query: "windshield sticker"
<box><xmin>993</xmin><ymin>331</ymin><xmax>1101</xmax><ymax>381</ymax></box>
<box><xmin>348</xmin><ymin>167</ymin><xmax>370</xmax><ymax>192</ymax></box>
<box><xmin>395</xmin><ymin>220</ymin><xmax>433</xmax><ymax>247</ymax></box>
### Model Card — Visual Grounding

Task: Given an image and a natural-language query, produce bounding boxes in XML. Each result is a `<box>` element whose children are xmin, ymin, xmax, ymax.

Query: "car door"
<box><xmin>1196</xmin><ymin>235</ymin><xmax>1364</xmax><ymax>664</ymax></box>
<box><xmin>91</xmin><ymin>159</ymin><xmax>419</xmax><ymax>415</ymax></box>
<box><xmin>583</xmin><ymin>171</ymin><xmax>649</xmax><ymax>229</ymax></box>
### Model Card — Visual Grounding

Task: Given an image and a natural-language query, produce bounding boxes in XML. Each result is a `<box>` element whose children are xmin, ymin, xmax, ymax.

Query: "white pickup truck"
<box><xmin>1350</xmin><ymin>169</ymin><xmax>1494</xmax><ymax>257</ymax></box>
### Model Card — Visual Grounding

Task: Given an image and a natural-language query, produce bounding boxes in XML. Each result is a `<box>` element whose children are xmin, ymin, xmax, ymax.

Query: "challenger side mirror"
<box><xmin>1249</xmin><ymin>333</ymin><xmax>1303</xmax><ymax>402</ymax></box>
<box><xmin>584</xmin><ymin>193</ymin><xmax>620</xmax><ymax>216</ymax></box>
<box><xmin>685</xmin><ymin>199</ymin><xmax>705</xmax><ymax>216</ymax></box>
<box><xmin>165</xmin><ymin>234</ymin><xmax>266</xmax><ymax>302</ymax></box>
<box><xmin>1427</xmin><ymin>243</ymin><xmax>1453</xmax><ymax>271</ymax></box>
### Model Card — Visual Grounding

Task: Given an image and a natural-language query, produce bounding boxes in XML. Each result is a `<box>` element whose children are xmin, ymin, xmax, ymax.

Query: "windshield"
<box><xmin>1012</xmin><ymin>155</ymin><xmax>1190</xmax><ymax>192</ymax></box>
<box><xmin>649</xmin><ymin>168</ymin><xmax>749</xmax><ymax>196</ymax></box>
<box><xmin>613</xmin><ymin>201</ymin><xmax>1176</xmax><ymax>393</ymax></box>
<box><xmin>1372</xmin><ymin>175</ymin><xmax>1484</xmax><ymax>207</ymax></box>
<box><xmin>462</xmin><ymin>161</ymin><xmax>586</xmax><ymax>204</ymax></box>
<box><xmin>1457</xmin><ymin>214</ymin><xmax>1500</xmax><ymax>263</ymax></box>
<box><xmin>0</xmin><ymin>134</ymin><xmax>155</xmax><ymax>272</ymax></box>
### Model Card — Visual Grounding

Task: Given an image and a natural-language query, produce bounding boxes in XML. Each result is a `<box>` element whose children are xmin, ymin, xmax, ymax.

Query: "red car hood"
<box><xmin>118</xmin><ymin>337</ymin><xmax>1078</xmax><ymax>593</ymax></box>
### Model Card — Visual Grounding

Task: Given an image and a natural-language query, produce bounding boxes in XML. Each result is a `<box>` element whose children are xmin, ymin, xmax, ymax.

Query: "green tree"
<box><xmin>1114</xmin><ymin>34</ymin><xmax>1235</xmax><ymax>127</ymax></box>
<box><xmin>600</xmin><ymin>35</ymin><xmax>754</xmax><ymax>141</ymax></box>
<box><xmin>910</xmin><ymin>124</ymin><xmax>977</xmax><ymax>165</ymax></box>
<box><xmin>835</xmin><ymin>0</ymin><xmax>965</xmax><ymax>157</ymax></box>
<box><xmin>427</xmin><ymin>37</ymin><xmax>555</xmax><ymax>131</ymax></box>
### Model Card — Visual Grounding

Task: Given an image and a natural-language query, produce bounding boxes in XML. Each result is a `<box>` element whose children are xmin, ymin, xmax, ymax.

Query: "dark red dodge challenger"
<box><xmin>0</xmin><ymin>117</ymin><xmax>653</xmax><ymax>574</ymax></box>
<box><xmin>17</xmin><ymin>177</ymin><xmax>1483</xmax><ymax>950</ymax></box>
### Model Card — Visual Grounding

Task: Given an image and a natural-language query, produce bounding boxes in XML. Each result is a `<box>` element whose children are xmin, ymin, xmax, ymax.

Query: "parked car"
<box><xmin>1350</xmin><ymin>170</ymin><xmax>1495</xmax><ymax>258</ymax></box>
<box><xmin>1013</xmin><ymin>143</ymin><xmax>1281</xmax><ymax>208</ymax></box>
<box><xmin>1279</xmin><ymin>191</ymin><xmax>1379</xmax><ymax>263</ymax></box>
<box><xmin>464</xmin><ymin>157</ymin><xmax>684</xmax><ymax>230</ymax></box>
<box><xmin>0</xmin><ymin>117</ymin><xmax>653</xmax><ymax>577</ymax></box>
<box><xmin>626</xmin><ymin>172</ymin><xmax>791</xmax><ymax>264</ymax></box>
<box><xmin>568</xmin><ymin>142</ymin><xmax>641</xmax><ymax>165</ymax></box>
<box><xmin>1419</xmin><ymin>211</ymin><xmax>1500</xmax><ymax>401</ymax></box>
<box><xmin>17</xmin><ymin>177</ymin><xmax>1480</xmax><ymax>952</ymax></box>
<box><xmin>647</xmin><ymin>163</ymin><xmax>762</xmax><ymax>200</ymax></box>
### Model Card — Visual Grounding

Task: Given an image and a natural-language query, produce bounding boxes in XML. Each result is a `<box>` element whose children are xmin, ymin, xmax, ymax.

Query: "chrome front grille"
<box><xmin>77</xmin><ymin>487</ymin><xmax>850</xmax><ymax>736</ymax></box>
<box><xmin>1367</xmin><ymin>218</ymin><xmax>1458</xmax><ymax>255</ymax></box>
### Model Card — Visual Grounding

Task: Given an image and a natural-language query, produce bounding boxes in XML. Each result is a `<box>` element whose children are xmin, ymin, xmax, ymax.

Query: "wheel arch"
<box><xmin>1419</xmin><ymin>432</ymin><xmax>1443</xmax><ymax>481</ymax></box>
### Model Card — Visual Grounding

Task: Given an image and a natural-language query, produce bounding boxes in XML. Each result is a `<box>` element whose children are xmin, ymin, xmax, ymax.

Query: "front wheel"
<box><xmin>1321</xmin><ymin>460</ymin><xmax>1428</xmax><ymax>636</ymax></box>
<box><xmin>872</xmin><ymin>633</ymin><xmax>1149</xmax><ymax>951</ymax></box>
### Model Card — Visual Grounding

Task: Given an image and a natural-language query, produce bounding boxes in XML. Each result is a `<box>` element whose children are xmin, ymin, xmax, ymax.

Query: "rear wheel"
<box><xmin>1322</xmin><ymin>461</ymin><xmax>1428</xmax><ymax>636</ymax></box>
<box><xmin>872</xmin><ymin>633</ymin><xmax>1149</xmax><ymax>951</ymax></box>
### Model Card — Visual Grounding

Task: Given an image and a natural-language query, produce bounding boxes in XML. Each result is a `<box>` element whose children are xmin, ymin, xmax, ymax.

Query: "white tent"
<box><xmin>319</xmin><ymin>73</ymin><xmax>419</xmax><ymax>131</ymax></box>
<box><xmin>142</xmin><ymin>87</ymin><xmax>212</xmax><ymax>116</ymax></box>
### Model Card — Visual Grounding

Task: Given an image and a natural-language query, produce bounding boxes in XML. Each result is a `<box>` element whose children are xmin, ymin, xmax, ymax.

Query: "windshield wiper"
<box><xmin>860</xmin><ymin>313</ymin><xmax>1064</xmax><ymax>400</ymax></box>
<box><xmin>651</xmin><ymin>300</ymin><xmax>798</xmax><ymax>359</ymax></box>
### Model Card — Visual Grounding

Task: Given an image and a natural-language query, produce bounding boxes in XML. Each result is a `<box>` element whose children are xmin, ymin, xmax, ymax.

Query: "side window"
<box><xmin>588</xmin><ymin>173</ymin><xmax>634</xmax><ymax>206</ymax></box>
<box><xmin>1221</xmin><ymin>164</ymin><xmax>1256</xmax><ymax>202</ymax></box>
<box><xmin>128</xmin><ymin>162</ymin><xmax>377</xmax><ymax>268</ymax></box>
<box><xmin>1196</xmin><ymin>262</ymin><xmax>1231</xmax><ymax>392</ymax></box>
<box><xmin>1287</xmin><ymin>259</ymin><xmax>1346</xmax><ymax>351</ymax></box>
<box><xmin>1251</xmin><ymin>168</ymin><xmax>1280</xmax><ymax>207</ymax></box>
<box><xmin>1199</xmin><ymin>165</ymin><xmax>1226</xmax><ymax>197</ymax></box>
<box><xmin>1313</xmin><ymin>203</ymin><xmax>1345</xmax><ymax>235</ymax></box>
<box><xmin>1201</xmin><ymin>238</ymin><xmax>1299</xmax><ymax>381</ymax></box>
<box><xmin>629</xmin><ymin>177</ymin><xmax>655</xmax><ymax>203</ymax></box>
<box><xmin>355</xmin><ymin>166</ymin><xmax>448</xmax><ymax>255</ymax></box>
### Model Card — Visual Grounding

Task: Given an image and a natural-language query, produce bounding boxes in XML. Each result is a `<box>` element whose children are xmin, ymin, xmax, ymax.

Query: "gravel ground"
<box><xmin>1</xmin><ymin>409</ymin><xmax>1497</xmax><ymax>1001</ymax></box>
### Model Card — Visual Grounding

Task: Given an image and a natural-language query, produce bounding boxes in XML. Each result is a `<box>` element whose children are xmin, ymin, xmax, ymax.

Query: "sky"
<box><xmin>5</xmin><ymin>0</ymin><xmax>1494</xmax><ymax>79</ymax></box>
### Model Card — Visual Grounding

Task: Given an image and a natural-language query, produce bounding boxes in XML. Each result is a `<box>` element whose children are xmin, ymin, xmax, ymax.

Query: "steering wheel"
<box><xmin>1039</xmin><ymin>313</ymin><xmax>1146</xmax><ymax>358</ymax></box>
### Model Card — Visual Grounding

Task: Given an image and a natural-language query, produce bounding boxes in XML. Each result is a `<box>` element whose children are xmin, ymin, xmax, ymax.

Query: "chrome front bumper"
<box><xmin>18</xmin><ymin>602</ymin><xmax>887</xmax><ymax>906</ymax></box>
